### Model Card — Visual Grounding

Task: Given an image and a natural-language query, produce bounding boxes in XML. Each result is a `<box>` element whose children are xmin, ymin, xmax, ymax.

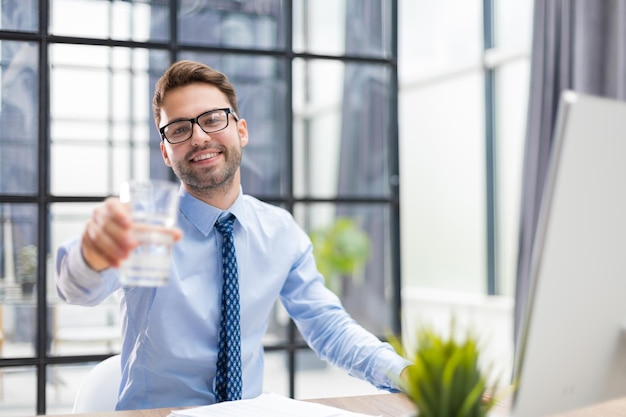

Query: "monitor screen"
<box><xmin>511</xmin><ymin>90</ymin><xmax>626</xmax><ymax>417</ymax></box>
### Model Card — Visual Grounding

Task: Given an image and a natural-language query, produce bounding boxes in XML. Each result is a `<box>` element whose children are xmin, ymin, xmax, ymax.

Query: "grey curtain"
<box><xmin>515</xmin><ymin>0</ymin><xmax>626</xmax><ymax>346</ymax></box>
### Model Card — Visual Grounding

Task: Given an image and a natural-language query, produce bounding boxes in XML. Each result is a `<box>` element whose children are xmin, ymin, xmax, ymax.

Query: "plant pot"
<box><xmin>21</xmin><ymin>282</ymin><xmax>36</xmax><ymax>296</ymax></box>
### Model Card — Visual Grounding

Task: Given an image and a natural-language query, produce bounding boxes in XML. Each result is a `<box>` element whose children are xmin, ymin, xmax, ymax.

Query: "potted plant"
<box><xmin>17</xmin><ymin>244</ymin><xmax>38</xmax><ymax>296</ymax></box>
<box><xmin>390</xmin><ymin>322</ymin><xmax>504</xmax><ymax>417</ymax></box>
<box><xmin>308</xmin><ymin>216</ymin><xmax>371</xmax><ymax>295</ymax></box>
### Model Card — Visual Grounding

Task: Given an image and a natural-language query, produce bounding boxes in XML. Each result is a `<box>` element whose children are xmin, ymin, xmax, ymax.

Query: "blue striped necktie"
<box><xmin>214</xmin><ymin>214</ymin><xmax>242</xmax><ymax>402</ymax></box>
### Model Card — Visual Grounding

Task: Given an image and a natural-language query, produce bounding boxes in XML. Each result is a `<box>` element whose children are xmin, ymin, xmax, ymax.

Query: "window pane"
<box><xmin>399</xmin><ymin>72</ymin><xmax>486</xmax><ymax>293</ymax></box>
<box><xmin>0</xmin><ymin>1</ymin><xmax>38</xmax><ymax>32</ymax></box>
<box><xmin>399</xmin><ymin>0</ymin><xmax>485</xmax><ymax>294</ymax></box>
<box><xmin>0</xmin><ymin>366</ymin><xmax>37</xmax><ymax>416</ymax></box>
<box><xmin>294</xmin><ymin>350</ymin><xmax>381</xmax><ymax>399</ymax></box>
<box><xmin>50</xmin><ymin>0</ymin><xmax>169</xmax><ymax>42</ymax></box>
<box><xmin>265</xmin><ymin>349</ymin><xmax>382</xmax><ymax>400</ymax></box>
<box><xmin>50</xmin><ymin>203</ymin><xmax>99</xmax><ymax>259</ymax></box>
<box><xmin>293</xmin><ymin>59</ymin><xmax>392</xmax><ymax>198</ymax></box>
<box><xmin>1</xmin><ymin>203</ymin><xmax>39</xmax><ymax>360</ymax></box>
<box><xmin>180</xmin><ymin>51</ymin><xmax>288</xmax><ymax>197</ymax></box>
<box><xmin>495</xmin><ymin>61</ymin><xmax>530</xmax><ymax>297</ymax></box>
<box><xmin>49</xmin><ymin>299</ymin><xmax>122</xmax><ymax>357</ymax></box>
<box><xmin>50</xmin><ymin>45</ymin><xmax>170</xmax><ymax>196</ymax></box>
<box><xmin>294</xmin><ymin>203</ymin><xmax>393</xmax><ymax>335</ymax></box>
<box><xmin>47</xmin><ymin>363</ymin><xmax>95</xmax><ymax>415</ymax></box>
<box><xmin>293</xmin><ymin>0</ymin><xmax>392</xmax><ymax>58</ymax></box>
<box><xmin>0</xmin><ymin>304</ymin><xmax>38</xmax><ymax>359</ymax></box>
<box><xmin>399</xmin><ymin>0</ymin><xmax>483</xmax><ymax>80</ymax></box>
<box><xmin>0</xmin><ymin>41</ymin><xmax>39</xmax><ymax>195</ymax></box>
<box><xmin>263</xmin><ymin>351</ymin><xmax>289</xmax><ymax>397</ymax></box>
<box><xmin>496</xmin><ymin>0</ymin><xmax>534</xmax><ymax>51</ymax></box>
<box><xmin>178</xmin><ymin>0</ymin><xmax>284</xmax><ymax>49</ymax></box>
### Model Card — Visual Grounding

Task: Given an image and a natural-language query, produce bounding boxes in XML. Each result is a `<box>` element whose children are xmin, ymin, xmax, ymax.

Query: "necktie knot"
<box><xmin>215</xmin><ymin>214</ymin><xmax>235</xmax><ymax>235</ymax></box>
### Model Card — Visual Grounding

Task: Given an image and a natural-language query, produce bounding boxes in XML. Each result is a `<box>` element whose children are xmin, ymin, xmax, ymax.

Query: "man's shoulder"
<box><xmin>242</xmin><ymin>194</ymin><xmax>289</xmax><ymax>214</ymax></box>
<box><xmin>240</xmin><ymin>194</ymin><xmax>298</xmax><ymax>225</ymax></box>
<box><xmin>239</xmin><ymin>194</ymin><xmax>310</xmax><ymax>249</ymax></box>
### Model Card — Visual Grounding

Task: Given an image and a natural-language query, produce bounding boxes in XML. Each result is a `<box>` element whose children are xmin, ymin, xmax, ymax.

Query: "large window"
<box><xmin>398</xmin><ymin>0</ymin><xmax>533</xmax><ymax>381</ymax></box>
<box><xmin>0</xmin><ymin>1</ymin><xmax>400</xmax><ymax>414</ymax></box>
<box><xmin>399</xmin><ymin>0</ymin><xmax>532</xmax><ymax>295</ymax></box>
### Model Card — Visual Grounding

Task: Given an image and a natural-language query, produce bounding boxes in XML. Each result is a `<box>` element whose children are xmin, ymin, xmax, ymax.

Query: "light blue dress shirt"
<box><xmin>56</xmin><ymin>187</ymin><xmax>410</xmax><ymax>410</ymax></box>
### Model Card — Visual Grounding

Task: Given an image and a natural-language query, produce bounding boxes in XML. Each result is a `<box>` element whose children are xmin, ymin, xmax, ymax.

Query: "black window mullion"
<box><xmin>36</xmin><ymin>0</ymin><xmax>51</xmax><ymax>413</ymax></box>
<box><xmin>284</xmin><ymin>0</ymin><xmax>298</xmax><ymax>400</ymax></box>
<box><xmin>389</xmin><ymin>0</ymin><xmax>401</xmax><ymax>337</ymax></box>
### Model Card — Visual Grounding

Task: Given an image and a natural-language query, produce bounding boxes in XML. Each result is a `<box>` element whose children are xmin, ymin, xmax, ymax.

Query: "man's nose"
<box><xmin>189</xmin><ymin>122</ymin><xmax>211</xmax><ymax>145</ymax></box>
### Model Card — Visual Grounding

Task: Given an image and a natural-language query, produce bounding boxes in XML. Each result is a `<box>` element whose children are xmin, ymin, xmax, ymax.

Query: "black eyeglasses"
<box><xmin>159</xmin><ymin>108</ymin><xmax>239</xmax><ymax>144</ymax></box>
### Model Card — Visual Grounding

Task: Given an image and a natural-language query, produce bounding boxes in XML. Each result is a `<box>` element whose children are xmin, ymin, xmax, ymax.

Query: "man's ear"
<box><xmin>238</xmin><ymin>119</ymin><xmax>249</xmax><ymax>148</ymax></box>
<box><xmin>160</xmin><ymin>140</ymin><xmax>172</xmax><ymax>167</ymax></box>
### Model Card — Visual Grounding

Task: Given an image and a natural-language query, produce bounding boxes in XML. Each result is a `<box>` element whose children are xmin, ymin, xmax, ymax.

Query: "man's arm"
<box><xmin>55</xmin><ymin>237</ymin><xmax>120</xmax><ymax>306</ymax></box>
<box><xmin>280</xmin><ymin>242</ymin><xmax>411</xmax><ymax>391</ymax></box>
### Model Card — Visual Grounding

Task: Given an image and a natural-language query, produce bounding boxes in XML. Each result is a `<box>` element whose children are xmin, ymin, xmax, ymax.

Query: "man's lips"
<box><xmin>190</xmin><ymin>151</ymin><xmax>220</xmax><ymax>162</ymax></box>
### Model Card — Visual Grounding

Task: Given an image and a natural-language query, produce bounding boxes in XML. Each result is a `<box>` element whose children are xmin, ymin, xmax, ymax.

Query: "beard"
<box><xmin>171</xmin><ymin>142</ymin><xmax>242</xmax><ymax>196</ymax></box>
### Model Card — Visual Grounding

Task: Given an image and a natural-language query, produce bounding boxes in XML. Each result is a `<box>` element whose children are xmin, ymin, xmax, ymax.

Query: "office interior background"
<box><xmin>0</xmin><ymin>0</ymin><xmax>532</xmax><ymax>415</ymax></box>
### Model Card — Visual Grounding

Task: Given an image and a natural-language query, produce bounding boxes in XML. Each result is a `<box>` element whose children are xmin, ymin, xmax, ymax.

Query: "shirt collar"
<box><xmin>178</xmin><ymin>186</ymin><xmax>246</xmax><ymax>237</ymax></box>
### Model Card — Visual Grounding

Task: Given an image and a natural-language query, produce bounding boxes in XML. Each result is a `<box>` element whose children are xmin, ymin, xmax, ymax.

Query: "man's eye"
<box><xmin>202</xmin><ymin>116</ymin><xmax>222</xmax><ymax>127</ymax></box>
<box><xmin>172</xmin><ymin>124</ymin><xmax>190</xmax><ymax>135</ymax></box>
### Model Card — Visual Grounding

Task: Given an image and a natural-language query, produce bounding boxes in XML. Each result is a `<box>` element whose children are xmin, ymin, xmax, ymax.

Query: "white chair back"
<box><xmin>72</xmin><ymin>354</ymin><xmax>122</xmax><ymax>413</ymax></box>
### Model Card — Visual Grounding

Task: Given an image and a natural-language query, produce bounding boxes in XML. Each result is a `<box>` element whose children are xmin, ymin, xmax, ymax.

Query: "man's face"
<box><xmin>159</xmin><ymin>82</ymin><xmax>248</xmax><ymax>196</ymax></box>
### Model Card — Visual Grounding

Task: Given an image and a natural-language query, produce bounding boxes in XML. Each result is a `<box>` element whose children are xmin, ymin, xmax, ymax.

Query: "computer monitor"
<box><xmin>510</xmin><ymin>90</ymin><xmax>626</xmax><ymax>417</ymax></box>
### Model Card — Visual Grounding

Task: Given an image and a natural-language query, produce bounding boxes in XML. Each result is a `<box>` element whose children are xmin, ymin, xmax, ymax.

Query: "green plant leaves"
<box><xmin>308</xmin><ymin>217</ymin><xmax>371</xmax><ymax>293</ymax></box>
<box><xmin>390</xmin><ymin>325</ymin><xmax>499</xmax><ymax>417</ymax></box>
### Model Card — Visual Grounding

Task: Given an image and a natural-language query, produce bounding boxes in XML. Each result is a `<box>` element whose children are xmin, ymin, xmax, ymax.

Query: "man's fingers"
<box><xmin>102</xmin><ymin>197</ymin><xmax>132</xmax><ymax>228</ymax></box>
<box><xmin>81</xmin><ymin>198</ymin><xmax>135</xmax><ymax>270</ymax></box>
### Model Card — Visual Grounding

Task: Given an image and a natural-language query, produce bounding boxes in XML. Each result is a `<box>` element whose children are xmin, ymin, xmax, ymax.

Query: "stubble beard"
<box><xmin>173</xmin><ymin>143</ymin><xmax>242</xmax><ymax>198</ymax></box>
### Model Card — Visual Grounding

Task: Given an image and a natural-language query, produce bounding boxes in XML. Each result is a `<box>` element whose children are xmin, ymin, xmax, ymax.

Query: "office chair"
<box><xmin>72</xmin><ymin>354</ymin><xmax>122</xmax><ymax>413</ymax></box>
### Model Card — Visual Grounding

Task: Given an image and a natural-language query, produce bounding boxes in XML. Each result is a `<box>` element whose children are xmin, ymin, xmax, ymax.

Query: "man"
<box><xmin>56</xmin><ymin>60</ymin><xmax>410</xmax><ymax>410</ymax></box>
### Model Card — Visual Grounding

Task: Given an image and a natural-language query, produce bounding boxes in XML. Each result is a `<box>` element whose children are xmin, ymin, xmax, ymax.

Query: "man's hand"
<box><xmin>81</xmin><ymin>197</ymin><xmax>135</xmax><ymax>271</ymax></box>
<box><xmin>81</xmin><ymin>197</ymin><xmax>182</xmax><ymax>271</ymax></box>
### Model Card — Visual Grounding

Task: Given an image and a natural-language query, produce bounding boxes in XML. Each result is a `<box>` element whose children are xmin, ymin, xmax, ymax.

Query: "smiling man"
<box><xmin>56</xmin><ymin>60</ymin><xmax>411</xmax><ymax>410</ymax></box>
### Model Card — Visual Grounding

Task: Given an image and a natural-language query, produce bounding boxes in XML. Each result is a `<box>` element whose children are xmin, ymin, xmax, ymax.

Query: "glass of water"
<box><xmin>119</xmin><ymin>179</ymin><xmax>180</xmax><ymax>287</ymax></box>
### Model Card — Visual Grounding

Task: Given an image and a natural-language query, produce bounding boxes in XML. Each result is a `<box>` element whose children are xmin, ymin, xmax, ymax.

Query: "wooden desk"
<box><xmin>307</xmin><ymin>393</ymin><xmax>414</xmax><ymax>416</ymax></box>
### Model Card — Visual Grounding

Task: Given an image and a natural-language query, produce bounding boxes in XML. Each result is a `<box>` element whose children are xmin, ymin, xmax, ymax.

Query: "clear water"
<box><xmin>120</xmin><ymin>228</ymin><xmax>174</xmax><ymax>287</ymax></box>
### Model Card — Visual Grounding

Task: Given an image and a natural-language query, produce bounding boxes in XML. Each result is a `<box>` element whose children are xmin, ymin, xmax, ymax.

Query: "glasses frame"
<box><xmin>159</xmin><ymin>107</ymin><xmax>239</xmax><ymax>144</ymax></box>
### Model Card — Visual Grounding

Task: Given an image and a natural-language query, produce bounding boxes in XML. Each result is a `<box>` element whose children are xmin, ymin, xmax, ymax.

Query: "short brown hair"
<box><xmin>152</xmin><ymin>60</ymin><xmax>239</xmax><ymax>128</ymax></box>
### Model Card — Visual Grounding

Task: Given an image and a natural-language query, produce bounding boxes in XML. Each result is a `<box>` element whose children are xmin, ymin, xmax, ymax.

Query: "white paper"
<box><xmin>168</xmin><ymin>392</ymin><xmax>381</xmax><ymax>417</ymax></box>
